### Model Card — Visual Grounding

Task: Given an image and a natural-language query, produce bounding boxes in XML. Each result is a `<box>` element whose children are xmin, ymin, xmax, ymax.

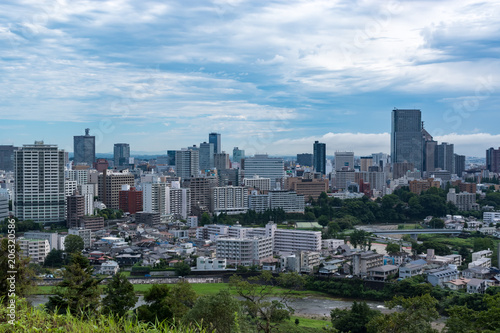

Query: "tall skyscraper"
<box><xmin>313</xmin><ymin>141</ymin><xmax>326</xmax><ymax>175</ymax></box>
<box><xmin>335</xmin><ymin>151</ymin><xmax>354</xmax><ymax>171</ymax></box>
<box><xmin>114</xmin><ymin>143</ymin><xmax>130</xmax><ymax>167</ymax></box>
<box><xmin>435</xmin><ymin>142</ymin><xmax>454</xmax><ymax>172</ymax></box>
<box><xmin>391</xmin><ymin>109</ymin><xmax>423</xmax><ymax>172</ymax></box>
<box><xmin>199</xmin><ymin>142</ymin><xmax>214</xmax><ymax>170</ymax></box>
<box><xmin>73</xmin><ymin>128</ymin><xmax>95</xmax><ymax>167</ymax></box>
<box><xmin>209</xmin><ymin>132</ymin><xmax>221</xmax><ymax>154</ymax></box>
<box><xmin>175</xmin><ymin>149</ymin><xmax>200</xmax><ymax>180</ymax></box>
<box><xmin>0</xmin><ymin>145</ymin><xmax>18</xmax><ymax>172</ymax></box>
<box><xmin>454</xmin><ymin>154</ymin><xmax>465</xmax><ymax>177</ymax></box>
<box><xmin>243</xmin><ymin>154</ymin><xmax>285</xmax><ymax>189</ymax></box>
<box><xmin>233</xmin><ymin>147</ymin><xmax>245</xmax><ymax>164</ymax></box>
<box><xmin>14</xmin><ymin>141</ymin><xmax>66</xmax><ymax>223</ymax></box>
<box><xmin>214</xmin><ymin>152</ymin><xmax>230</xmax><ymax>170</ymax></box>
<box><xmin>487</xmin><ymin>147</ymin><xmax>500</xmax><ymax>173</ymax></box>
<box><xmin>98</xmin><ymin>169</ymin><xmax>134</xmax><ymax>210</ymax></box>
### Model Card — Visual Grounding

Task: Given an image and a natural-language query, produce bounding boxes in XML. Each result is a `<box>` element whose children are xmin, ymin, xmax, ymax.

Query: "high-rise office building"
<box><xmin>391</xmin><ymin>109</ymin><xmax>423</xmax><ymax>171</ymax></box>
<box><xmin>167</xmin><ymin>150</ymin><xmax>177</xmax><ymax>165</ymax></box>
<box><xmin>233</xmin><ymin>147</ymin><xmax>245</xmax><ymax>164</ymax></box>
<box><xmin>209</xmin><ymin>132</ymin><xmax>221</xmax><ymax>154</ymax></box>
<box><xmin>422</xmin><ymin>128</ymin><xmax>437</xmax><ymax>173</ymax></box>
<box><xmin>214</xmin><ymin>152</ymin><xmax>230</xmax><ymax>170</ymax></box>
<box><xmin>297</xmin><ymin>153</ymin><xmax>313</xmax><ymax>167</ymax></box>
<box><xmin>243</xmin><ymin>154</ymin><xmax>285</xmax><ymax>189</ymax></box>
<box><xmin>360</xmin><ymin>156</ymin><xmax>373</xmax><ymax>172</ymax></box>
<box><xmin>335</xmin><ymin>151</ymin><xmax>354</xmax><ymax>171</ymax></box>
<box><xmin>0</xmin><ymin>145</ymin><xmax>18</xmax><ymax>172</ymax></box>
<box><xmin>175</xmin><ymin>149</ymin><xmax>200</xmax><ymax>181</ymax></box>
<box><xmin>486</xmin><ymin>147</ymin><xmax>500</xmax><ymax>173</ymax></box>
<box><xmin>435</xmin><ymin>142</ymin><xmax>454</xmax><ymax>172</ymax></box>
<box><xmin>15</xmin><ymin>141</ymin><xmax>66</xmax><ymax>223</ymax></box>
<box><xmin>313</xmin><ymin>141</ymin><xmax>326</xmax><ymax>175</ymax></box>
<box><xmin>97</xmin><ymin>169</ymin><xmax>134</xmax><ymax>210</ymax></box>
<box><xmin>113</xmin><ymin>143</ymin><xmax>130</xmax><ymax>167</ymax></box>
<box><xmin>190</xmin><ymin>176</ymin><xmax>218</xmax><ymax>214</ymax></box>
<box><xmin>199</xmin><ymin>142</ymin><xmax>215</xmax><ymax>170</ymax></box>
<box><xmin>454</xmin><ymin>154</ymin><xmax>465</xmax><ymax>177</ymax></box>
<box><xmin>66</xmin><ymin>194</ymin><xmax>85</xmax><ymax>229</ymax></box>
<box><xmin>73</xmin><ymin>128</ymin><xmax>95</xmax><ymax>167</ymax></box>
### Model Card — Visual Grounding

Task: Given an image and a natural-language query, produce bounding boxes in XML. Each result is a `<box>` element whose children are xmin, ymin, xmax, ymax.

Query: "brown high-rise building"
<box><xmin>67</xmin><ymin>194</ymin><xmax>85</xmax><ymax>228</ymax></box>
<box><xmin>285</xmin><ymin>177</ymin><xmax>328</xmax><ymax>201</ymax></box>
<box><xmin>189</xmin><ymin>176</ymin><xmax>218</xmax><ymax>215</ymax></box>
<box><xmin>486</xmin><ymin>147</ymin><xmax>500</xmax><ymax>173</ymax></box>
<box><xmin>409</xmin><ymin>178</ymin><xmax>440</xmax><ymax>194</ymax></box>
<box><xmin>94</xmin><ymin>158</ymin><xmax>109</xmax><ymax>172</ymax></box>
<box><xmin>392</xmin><ymin>162</ymin><xmax>415</xmax><ymax>180</ymax></box>
<box><xmin>119</xmin><ymin>186</ymin><xmax>143</xmax><ymax>214</ymax></box>
<box><xmin>98</xmin><ymin>170</ymin><xmax>135</xmax><ymax>210</ymax></box>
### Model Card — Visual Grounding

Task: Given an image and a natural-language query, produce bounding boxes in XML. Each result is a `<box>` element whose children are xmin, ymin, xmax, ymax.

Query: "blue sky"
<box><xmin>1</xmin><ymin>0</ymin><xmax>500</xmax><ymax>157</ymax></box>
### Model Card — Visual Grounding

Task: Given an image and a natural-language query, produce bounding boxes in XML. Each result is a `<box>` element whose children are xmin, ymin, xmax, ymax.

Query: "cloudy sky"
<box><xmin>1</xmin><ymin>0</ymin><xmax>500</xmax><ymax>157</ymax></box>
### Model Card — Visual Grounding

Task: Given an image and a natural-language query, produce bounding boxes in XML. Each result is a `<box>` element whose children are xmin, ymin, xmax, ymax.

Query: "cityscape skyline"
<box><xmin>1</xmin><ymin>1</ymin><xmax>500</xmax><ymax>156</ymax></box>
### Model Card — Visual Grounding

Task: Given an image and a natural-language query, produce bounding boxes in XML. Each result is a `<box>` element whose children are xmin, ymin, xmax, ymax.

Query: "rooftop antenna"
<box><xmin>85</xmin><ymin>128</ymin><xmax>90</xmax><ymax>136</ymax></box>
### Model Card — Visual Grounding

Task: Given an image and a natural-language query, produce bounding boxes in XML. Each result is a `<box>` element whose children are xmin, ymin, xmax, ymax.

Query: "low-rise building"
<box><xmin>399</xmin><ymin>261</ymin><xmax>426</xmax><ymax>279</ymax></box>
<box><xmin>427</xmin><ymin>267</ymin><xmax>459</xmax><ymax>287</ymax></box>
<box><xmin>467</xmin><ymin>278</ymin><xmax>489</xmax><ymax>294</ymax></box>
<box><xmin>322</xmin><ymin>239</ymin><xmax>345</xmax><ymax>251</ymax></box>
<box><xmin>367</xmin><ymin>264</ymin><xmax>399</xmax><ymax>281</ymax></box>
<box><xmin>18</xmin><ymin>238</ymin><xmax>50</xmax><ymax>264</ymax></box>
<box><xmin>68</xmin><ymin>228</ymin><xmax>92</xmax><ymax>249</ymax></box>
<box><xmin>352</xmin><ymin>251</ymin><xmax>384</xmax><ymax>276</ymax></box>
<box><xmin>100</xmin><ymin>260</ymin><xmax>119</xmax><ymax>275</ymax></box>
<box><xmin>444</xmin><ymin>278</ymin><xmax>470</xmax><ymax>291</ymax></box>
<box><xmin>195</xmin><ymin>256</ymin><xmax>227</xmax><ymax>270</ymax></box>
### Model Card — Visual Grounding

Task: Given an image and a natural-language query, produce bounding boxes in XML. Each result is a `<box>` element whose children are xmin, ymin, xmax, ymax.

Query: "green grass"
<box><xmin>289</xmin><ymin>316</ymin><xmax>330</xmax><ymax>328</ymax></box>
<box><xmin>34</xmin><ymin>282</ymin><xmax>332</xmax><ymax>297</ymax></box>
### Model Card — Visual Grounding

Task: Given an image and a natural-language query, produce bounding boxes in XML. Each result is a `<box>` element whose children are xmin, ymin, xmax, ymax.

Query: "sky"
<box><xmin>1</xmin><ymin>0</ymin><xmax>500</xmax><ymax>157</ymax></box>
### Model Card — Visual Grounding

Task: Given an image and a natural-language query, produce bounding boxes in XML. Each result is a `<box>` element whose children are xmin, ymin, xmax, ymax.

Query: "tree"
<box><xmin>350</xmin><ymin>229</ymin><xmax>371</xmax><ymax>249</ymax></box>
<box><xmin>386</xmin><ymin>242</ymin><xmax>400</xmax><ymax>254</ymax></box>
<box><xmin>43</xmin><ymin>249</ymin><xmax>65</xmax><ymax>268</ymax></box>
<box><xmin>64</xmin><ymin>234</ymin><xmax>84</xmax><ymax>253</ymax></box>
<box><xmin>0</xmin><ymin>238</ymin><xmax>36</xmax><ymax>304</ymax></box>
<box><xmin>102</xmin><ymin>272</ymin><xmax>138</xmax><ymax>317</ymax></box>
<box><xmin>174</xmin><ymin>261</ymin><xmax>191</xmax><ymax>277</ymax></box>
<box><xmin>331</xmin><ymin>301</ymin><xmax>380</xmax><ymax>333</ymax></box>
<box><xmin>367</xmin><ymin>294</ymin><xmax>439</xmax><ymax>333</ymax></box>
<box><xmin>229</xmin><ymin>271</ymin><xmax>305</xmax><ymax>333</ymax></box>
<box><xmin>429</xmin><ymin>218</ymin><xmax>445</xmax><ymax>229</ymax></box>
<box><xmin>445</xmin><ymin>293</ymin><xmax>500</xmax><ymax>332</ymax></box>
<box><xmin>137</xmin><ymin>281</ymin><xmax>197</xmax><ymax>324</ymax></box>
<box><xmin>184</xmin><ymin>289</ymin><xmax>242</xmax><ymax>333</ymax></box>
<box><xmin>317</xmin><ymin>215</ymin><xmax>330</xmax><ymax>227</ymax></box>
<box><xmin>200</xmin><ymin>212</ymin><xmax>211</xmax><ymax>226</ymax></box>
<box><xmin>46</xmin><ymin>253</ymin><xmax>102</xmax><ymax>315</ymax></box>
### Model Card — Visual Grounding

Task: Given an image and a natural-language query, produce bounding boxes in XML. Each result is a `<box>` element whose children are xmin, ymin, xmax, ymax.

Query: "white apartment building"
<box><xmin>483</xmin><ymin>212</ymin><xmax>500</xmax><ymax>224</ymax></box>
<box><xmin>143</xmin><ymin>181</ymin><xmax>191</xmax><ymax>219</ymax></box>
<box><xmin>216</xmin><ymin>236</ymin><xmax>273</xmax><ymax>266</ymax></box>
<box><xmin>447</xmin><ymin>189</ymin><xmax>476</xmax><ymax>211</ymax></box>
<box><xmin>23</xmin><ymin>232</ymin><xmax>59</xmax><ymax>250</ymax></box>
<box><xmin>248</xmin><ymin>192</ymin><xmax>270</xmax><ymax>213</ymax></box>
<box><xmin>65</xmin><ymin>180</ymin><xmax>78</xmax><ymax>197</ymax></box>
<box><xmin>68</xmin><ymin>228</ymin><xmax>92</xmax><ymax>249</ymax></box>
<box><xmin>196</xmin><ymin>257</ymin><xmax>227</xmax><ymax>270</ymax></box>
<box><xmin>14</xmin><ymin>142</ymin><xmax>66</xmax><ymax>223</ymax></box>
<box><xmin>322</xmin><ymin>239</ymin><xmax>345</xmax><ymax>251</ymax></box>
<box><xmin>269</xmin><ymin>190</ymin><xmax>305</xmax><ymax>213</ymax></box>
<box><xmin>65</xmin><ymin>169</ymin><xmax>89</xmax><ymax>185</ymax></box>
<box><xmin>198</xmin><ymin>222</ymin><xmax>321</xmax><ymax>253</ymax></box>
<box><xmin>18</xmin><ymin>238</ymin><xmax>50</xmax><ymax>264</ymax></box>
<box><xmin>212</xmin><ymin>186</ymin><xmax>248</xmax><ymax>215</ymax></box>
<box><xmin>187</xmin><ymin>216</ymin><xmax>198</xmax><ymax>228</ymax></box>
<box><xmin>243</xmin><ymin>176</ymin><xmax>271</xmax><ymax>191</ymax></box>
<box><xmin>79</xmin><ymin>183</ymin><xmax>95</xmax><ymax>215</ymax></box>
